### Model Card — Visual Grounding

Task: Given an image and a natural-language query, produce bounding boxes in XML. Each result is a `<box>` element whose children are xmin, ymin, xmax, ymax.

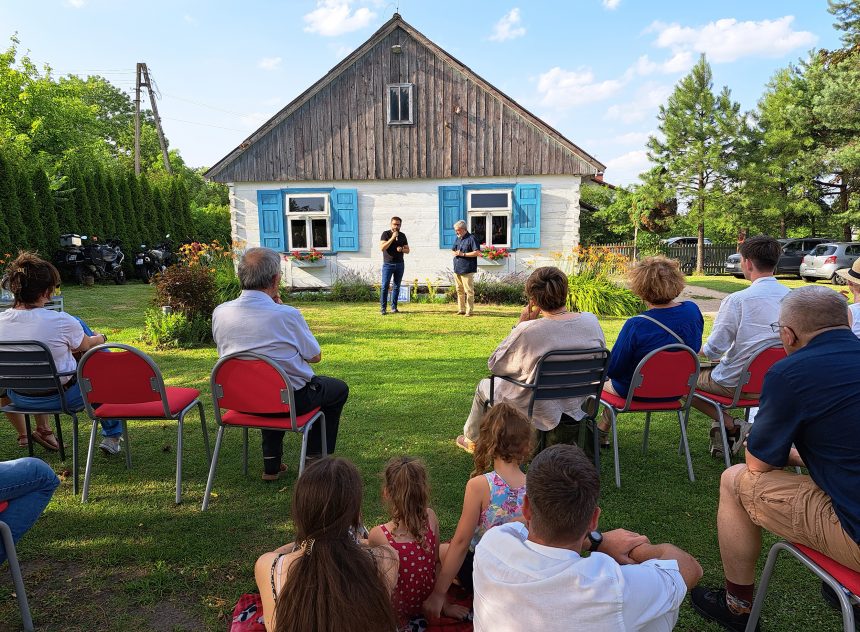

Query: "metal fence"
<box><xmin>598</xmin><ymin>242</ymin><xmax>739</xmax><ymax>275</ymax></box>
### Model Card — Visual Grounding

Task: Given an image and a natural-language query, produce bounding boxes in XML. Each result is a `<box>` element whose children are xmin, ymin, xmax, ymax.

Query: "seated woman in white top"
<box><xmin>457</xmin><ymin>266</ymin><xmax>606</xmax><ymax>452</ymax></box>
<box><xmin>254</xmin><ymin>457</ymin><xmax>399</xmax><ymax>632</ymax></box>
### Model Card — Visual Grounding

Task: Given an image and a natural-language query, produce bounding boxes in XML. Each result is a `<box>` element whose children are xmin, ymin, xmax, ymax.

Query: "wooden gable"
<box><xmin>206</xmin><ymin>14</ymin><xmax>604</xmax><ymax>183</ymax></box>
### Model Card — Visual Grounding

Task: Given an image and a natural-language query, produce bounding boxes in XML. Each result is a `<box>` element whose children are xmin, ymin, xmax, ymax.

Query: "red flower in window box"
<box><xmin>287</xmin><ymin>249</ymin><xmax>324</xmax><ymax>262</ymax></box>
<box><xmin>480</xmin><ymin>246</ymin><xmax>510</xmax><ymax>261</ymax></box>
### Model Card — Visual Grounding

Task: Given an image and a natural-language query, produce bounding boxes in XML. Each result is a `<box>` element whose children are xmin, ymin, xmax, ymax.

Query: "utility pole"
<box><xmin>134</xmin><ymin>62</ymin><xmax>173</xmax><ymax>175</ymax></box>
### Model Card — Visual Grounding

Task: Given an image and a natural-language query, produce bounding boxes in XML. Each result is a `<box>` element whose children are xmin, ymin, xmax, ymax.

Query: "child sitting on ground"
<box><xmin>423</xmin><ymin>403</ymin><xmax>532</xmax><ymax>620</ymax></box>
<box><xmin>369</xmin><ymin>456</ymin><xmax>463</xmax><ymax>630</ymax></box>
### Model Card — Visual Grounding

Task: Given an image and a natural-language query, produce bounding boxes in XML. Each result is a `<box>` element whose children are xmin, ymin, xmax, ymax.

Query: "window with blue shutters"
<box><xmin>438</xmin><ymin>184</ymin><xmax>541</xmax><ymax>249</ymax></box>
<box><xmin>256</xmin><ymin>187</ymin><xmax>359</xmax><ymax>253</ymax></box>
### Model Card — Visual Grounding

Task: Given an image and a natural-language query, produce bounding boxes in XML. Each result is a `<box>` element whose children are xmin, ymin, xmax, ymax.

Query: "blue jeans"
<box><xmin>0</xmin><ymin>458</ymin><xmax>60</xmax><ymax>563</ymax></box>
<box><xmin>7</xmin><ymin>316</ymin><xmax>120</xmax><ymax>437</ymax></box>
<box><xmin>380</xmin><ymin>262</ymin><xmax>405</xmax><ymax>312</ymax></box>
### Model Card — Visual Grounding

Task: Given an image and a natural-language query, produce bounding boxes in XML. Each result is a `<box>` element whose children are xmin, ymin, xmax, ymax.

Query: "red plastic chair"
<box><xmin>693</xmin><ymin>345</ymin><xmax>786</xmax><ymax>469</ymax></box>
<box><xmin>201</xmin><ymin>352</ymin><xmax>326</xmax><ymax>511</ymax></box>
<box><xmin>599</xmin><ymin>344</ymin><xmax>700</xmax><ymax>488</ymax></box>
<box><xmin>0</xmin><ymin>500</ymin><xmax>34</xmax><ymax>631</ymax></box>
<box><xmin>746</xmin><ymin>541</ymin><xmax>860</xmax><ymax>632</ymax></box>
<box><xmin>76</xmin><ymin>343</ymin><xmax>210</xmax><ymax>504</ymax></box>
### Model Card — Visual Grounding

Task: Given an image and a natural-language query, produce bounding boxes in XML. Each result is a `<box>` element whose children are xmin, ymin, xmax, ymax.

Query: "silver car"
<box><xmin>799</xmin><ymin>242</ymin><xmax>860</xmax><ymax>284</ymax></box>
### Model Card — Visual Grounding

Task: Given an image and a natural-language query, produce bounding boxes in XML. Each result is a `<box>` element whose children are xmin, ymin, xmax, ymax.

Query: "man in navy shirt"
<box><xmin>451</xmin><ymin>220</ymin><xmax>481</xmax><ymax>317</ymax></box>
<box><xmin>691</xmin><ymin>286</ymin><xmax>860</xmax><ymax>631</ymax></box>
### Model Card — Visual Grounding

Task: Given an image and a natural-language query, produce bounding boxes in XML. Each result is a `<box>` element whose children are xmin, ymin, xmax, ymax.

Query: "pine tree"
<box><xmin>86</xmin><ymin>169</ymin><xmax>104</xmax><ymax>240</ymax></box>
<box><xmin>126</xmin><ymin>171</ymin><xmax>147</xmax><ymax>245</ymax></box>
<box><xmin>647</xmin><ymin>54</ymin><xmax>743</xmax><ymax>273</ymax></box>
<box><xmin>106</xmin><ymin>172</ymin><xmax>129</xmax><ymax>254</ymax></box>
<box><xmin>176</xmin><ymin>179</ymin><xmax>194</xmax><ymax>242</ymax></box>
<box><xmin>32</xmin><ymin>168</ymin><xmax>61</xmax><ymax>257</ymax></box>
<box><xmin>138</xmin><ymin>175</ymin><xmax>157</xmax><ymax>245</ymax></box>
<box><xmin>93</xmin><ymin>167</ymin><xmax>116</xmax><ymax>239</ymax></box>
<box><xmin>16</xmin><ymin>168</ymin><xmax>45</xmax><ymax>255</ymax></box>
<box><xmin>68</xmin><ymin>163</ymin><xmax>94</xmax><ymax>237</ymax></box>
<box><xmin>0</xmin><ymin>152</ymin><xmax>28</xmax><ymax>252</ymax></box>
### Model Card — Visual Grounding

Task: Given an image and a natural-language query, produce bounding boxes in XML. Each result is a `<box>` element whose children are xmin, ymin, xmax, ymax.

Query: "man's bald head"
<box><xmin>780</xmin><ymin>286</ymin><xmax>848</xmax><ymax>336</ymax></box>
<box><xmin>238</xmin><ymin>247</ymin><xmax>281</xmax><ymax>290</ymax></box>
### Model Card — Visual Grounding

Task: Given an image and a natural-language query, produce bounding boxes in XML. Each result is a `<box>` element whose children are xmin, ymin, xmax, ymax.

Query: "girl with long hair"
<box><xmin>254</xmin><ymin>458</ymin><xmax>399</xmax><ymax>632</ymax></box>
<box><xmin>424</xmin><ymin>403</ymin><xmax>533</xmax><ymax>619</ymax></box>
<box><xmin>368</xmin><ymin>456</ymin><xmax>447</xmax><ymax>629</ymax></box>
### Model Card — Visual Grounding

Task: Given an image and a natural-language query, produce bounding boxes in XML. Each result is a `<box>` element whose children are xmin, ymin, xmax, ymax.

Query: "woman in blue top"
<box><xmin>597</xmin><ymin>255</ymin><xmax>704</xmax><ymax>445</ymax></box>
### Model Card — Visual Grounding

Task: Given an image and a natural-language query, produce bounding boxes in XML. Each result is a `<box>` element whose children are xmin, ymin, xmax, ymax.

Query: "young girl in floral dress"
<box><xmin>423</xmin><ymin>403</ymin><xmax>532</xmax><ymax>620</ymax></box>
<box><xmin>369</xmin><ymin>456</ymin><xmax>458</xmax><ymax>630</ymax></box>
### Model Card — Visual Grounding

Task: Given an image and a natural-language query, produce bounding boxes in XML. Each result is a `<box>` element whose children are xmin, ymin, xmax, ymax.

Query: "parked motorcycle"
<box><xmin>134</xmin><ymin>236</ymin><xmax>173</xmax><ymax>283</ymax></box>
<box><xmin>55</xmin><ymin>234</ymin><xmax>126</xmax><ymax>285</ymax></box>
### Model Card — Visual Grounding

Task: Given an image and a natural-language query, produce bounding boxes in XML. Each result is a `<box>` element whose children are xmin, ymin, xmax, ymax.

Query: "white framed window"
<box><xmin>467</xmin><ymin>189</ymin><xmax>512</xmax><ymax>247</ymax></box>
<box><xmin>286</xmin><ymin>194</ymin><xmax>330</xmax><ymax>251</ymax></box>
<box><xmin>387</xmin><ymin>83</ymin><xmax>414</xmax><ymax>125</ymax></box>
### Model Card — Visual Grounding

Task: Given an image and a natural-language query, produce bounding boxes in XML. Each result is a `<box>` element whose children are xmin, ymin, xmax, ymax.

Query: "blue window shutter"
<box><xmin>330</xmin><ymin>188</ymin><xmax>359</xmax><ymax>252</ymax></box>
<box><xmin>438</xmin><ymin>185</ymin><xmax>465</xmax><ymax>248</ymax></box>
<box><xmin>513</xmin><ymin>184</ymin><xmax>541</xmax><ymax>249</ymax></box>
<box><xmin>257</xmin><ymin>190</ymin><xmax>285</xmax><ymax>251</ymax></box>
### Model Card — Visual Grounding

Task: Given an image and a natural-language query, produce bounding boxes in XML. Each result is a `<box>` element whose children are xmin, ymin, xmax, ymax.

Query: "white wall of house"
<box><xmin>228</xmin><ymin>175</ymin><xmax>583</xmax><ymax>288</ymax></box>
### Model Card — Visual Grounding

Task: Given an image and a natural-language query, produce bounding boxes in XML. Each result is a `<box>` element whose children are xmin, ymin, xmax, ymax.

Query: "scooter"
<box><xmin>54</xmin><ymin>234</ymin><xmax>86</xmax><ymax>284</ymax></box>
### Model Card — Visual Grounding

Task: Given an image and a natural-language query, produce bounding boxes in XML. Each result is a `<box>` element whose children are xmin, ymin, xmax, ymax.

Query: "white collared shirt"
<box><xmin>212</xmin><ymin>290</ymin><xmax>321</xmax><ymax>390</ymax></box>
<box><xmin>702</xmin><ymin>276</ymin><xmax>789</xmax><ymax>387</ymax></box>
<box><xmin>473</xmin><ymin>522</ymin><xmax>686</xmax><ymax>632</ymax></box>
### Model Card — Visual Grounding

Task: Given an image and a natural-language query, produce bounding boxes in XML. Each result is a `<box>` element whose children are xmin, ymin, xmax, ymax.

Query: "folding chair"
<box><xmin>76</xmin><ymin>343</ymin><xmax>210</xmax><ymax>504</ymax></box>
<box><xmin>0</xmin><ymin>341</ymin><xmax>80</xmax><ymax>493</ymax></box>
<box><xmin>0</xmin><ymin>500</ymin><xmax>34</xmax><ymax>632</ymax></box>
<box><xmin>694</xmin><ymin>345</ymin><xmax>787</xmax><ymax>469</ymax></box>
<box><xmin>746</xmin><ymin>541</ymin><xmax>860</xmax><ymax>632</ymax></box>
<box><xmin>598</xmin><ymin>344</ymin><xmax>700</xmax><ymax>488</ymax></box>
<box><xmin>202</xmin><ymin>352</ymin><xmax>327</xmax><ymax>511</ymax></box>
<box><xmin>487</xmin><ymin>347</ymin><xmax>610</xmax><ymax>453</ymax></box>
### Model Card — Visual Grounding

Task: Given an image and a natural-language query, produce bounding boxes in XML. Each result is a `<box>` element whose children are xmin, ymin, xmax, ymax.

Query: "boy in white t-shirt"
<box><xmin>836</xmin><ymin>260</ymin><xmax>860</xmax><ymax>338</ymax></box>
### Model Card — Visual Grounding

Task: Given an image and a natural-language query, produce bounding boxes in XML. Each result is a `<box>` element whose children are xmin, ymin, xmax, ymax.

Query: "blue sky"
<box><xmin>0</xmin><ymin>1</ymin><xmax>842</xmax><ymax>185</ymax></box>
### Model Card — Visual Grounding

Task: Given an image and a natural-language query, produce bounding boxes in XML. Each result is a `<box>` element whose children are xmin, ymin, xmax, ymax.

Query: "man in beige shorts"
<box><xmin>691</xmin><ymin>286</ymin><xmax>860</xmax><ymax>631</ymax></box>
<box><xmin>693</xmin><ymin>236</ymin><xmax>788</xmax><ymax>458</ymax></box>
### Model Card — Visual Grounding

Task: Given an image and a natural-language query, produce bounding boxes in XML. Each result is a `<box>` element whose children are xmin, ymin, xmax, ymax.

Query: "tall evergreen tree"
<box><xmin>646</xmin><ymin>54</ymin><xmax>743</xmax><ymax>273</ymax></box>
<box><xmin>93</xmin><ymin>166</ymin><xmax>116</xmax><ymax>239</ymax></box>
<box><xmin>67</xmin><ymin>162</ymin><xmax>94</xmax><ymax>237</ymax></box>
<box><xmin>16</xmin><ymin>167</ymin><xmax>44</xmax><ymax>254</ymax></box>
<box><xmin>32</xmin><ymin>167</ymin><xmax>60</xmax><ymax>256</ymax></box>
<box><xmin>138</xmin><ymin>175</ymin><xmax>157</xmax><ymax>245</ymax></box>
<box><xmin>106</xmin><ymin>172</ymin><xmax>129</xmax><ymax>252</ymax></box>
<box><xmin>152</xmin><ymin>186</ymin><xmax>169</xmax><ymax>239</ymax></box>
<box><xmin>176</xmin><ymin>179</ymin><xmax>194</xmax><ymax>242</ymax></box>
<box><xmin>0</xmin><ymin>152</ymin><xmax>28</xmax><ymax>252</ymax></box>
<box><xmin>126</xmin><ymin>171</ymin><xmax>146</xmax><ymax>245</ymax></box>
<box><xmin>85</xmin><ymin>168</ymin><xmax>104</xmax><ymax>239</ymax></box>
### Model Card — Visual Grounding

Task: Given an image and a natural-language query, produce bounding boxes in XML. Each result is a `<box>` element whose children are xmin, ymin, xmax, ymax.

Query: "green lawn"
<box><xmin>686</xmin><ymin>274</ymin><xmax>839</xmax><ymax>294</ymax></box>
<box><xmin>0</xmin><ymin>283</ymin><xmax>841</xmax><ymax>631</ymax></box>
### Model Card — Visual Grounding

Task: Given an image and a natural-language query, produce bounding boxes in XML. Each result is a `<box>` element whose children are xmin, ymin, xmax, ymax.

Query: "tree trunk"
<box><xmin>779</xmin><ymin>214</ymin><xmax>787</xmax><ymax>239</ymax></box>
<box><xmin>696</xmin><ymin>174</ymin><xmax>705</xmax><ymax>275</ymax></box>
<box><xmin>839</xmin><ymin>178</ymin><xmax>852</xmax><ymax>241</ymax></box>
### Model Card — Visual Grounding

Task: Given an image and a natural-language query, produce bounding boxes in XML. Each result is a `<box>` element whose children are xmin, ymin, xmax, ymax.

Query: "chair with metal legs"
<box><xmin>0</xmin><ymin>500</ymin><xmax>34</xmax><ymax>632</ymax></box>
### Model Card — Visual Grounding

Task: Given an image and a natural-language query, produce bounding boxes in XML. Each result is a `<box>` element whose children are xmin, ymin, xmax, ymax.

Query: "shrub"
<box><xmin>329</xmin><ymin>267</ymin><xmax>376</xmax><ymax>302</ymax></box>
<box><xmin>567</xmin><ymin>275</ymin><xmax>643</xmax><ymax>316</ymax></box>
<box><xmin>153</xmin><ymin>263</ymin><xmax>217</xmax><ymax>320</ymax></box>
<box><xmin>444</xmin><ymin>271</ymin><xmax>527</xmax><ymax>305</ymax></box>
<box><xmin>189</xmin><ymin>203</ymin><xmax>231</xmax><ymax>246</ymax></box>
<box><xmin>141</xmin><ymin>309</ymin><xmax>211</xmax><ymax>349</ymax></box>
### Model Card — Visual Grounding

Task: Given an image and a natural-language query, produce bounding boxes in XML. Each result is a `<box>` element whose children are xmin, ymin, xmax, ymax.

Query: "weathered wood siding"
<box><xmin>229</xmin><ymin>175</ymin><xmax>583</xmax><ymax>289</ymax></box>
<box><xmin>212</xmin><ymin>25</ymin><xmax>599</xmax><ymax>183</ymax></box>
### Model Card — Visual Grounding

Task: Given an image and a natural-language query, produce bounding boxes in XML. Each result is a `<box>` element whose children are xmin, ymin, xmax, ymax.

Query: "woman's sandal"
<box><xmin>17</xmin><ymin>433</ymin><xmax>29</xmax><ymax>448</ymax></box>
<box><xmin>455</xmin><ymin>435</ymin><xmax>475</xmax><ymax>455</ymax></box>
<box><xmin>31</xmin><ymin>427</ymin><xmax>60</xmax><ymax>452</ymax></box>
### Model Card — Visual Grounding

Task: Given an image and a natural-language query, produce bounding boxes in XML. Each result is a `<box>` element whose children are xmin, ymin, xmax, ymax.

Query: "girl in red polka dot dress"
<box><xmin>370</xmin><ymin>456</ymin><xmax>463</xmax><ymax>630</ymax></box>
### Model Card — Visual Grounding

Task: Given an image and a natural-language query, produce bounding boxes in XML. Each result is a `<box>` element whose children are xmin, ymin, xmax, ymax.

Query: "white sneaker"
<box><xmin>99</xmin><ymin>436</ymin><xmax>122</xmax><ymax>455</ymax></box>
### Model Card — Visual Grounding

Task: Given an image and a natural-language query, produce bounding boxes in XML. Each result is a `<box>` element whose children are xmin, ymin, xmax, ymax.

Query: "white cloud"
<box><xmin>303</xmin><ymin>1</ymin><xmax>377</xmax><ymax>37</ymax></box>
<box><xmin>489</xmin><ymin>8</ymin><xmax>526</xmax><ymax>42</ymax></box>
<box><xmin>648</xmin><ymin>16</ymin><xmax>816</xmax><ymax>64</ymax></box>
<box><xmin>258</xmin><ymin>57</ymin><xmax>283</xmax><ymax>71</ymax></box>
<box><xmin>605</xmin><ymin>149</ymin><xmax>650</xmax><ymax>185</ymax></box>
<box><xmin>604</xmin><ymin>83</ymin><xmax>673</xmax><ymax>124</ymax></box>
<box><xmin>64</xmin><ymin>0</ymin><xmax>85</xmax><ymax>7</ymax></box>
<box><xmin>184</xmin><ymin>14</ymin><xmax>196</xmax><ymax>25</ymax></box>
<box><xmin>602</xmin><ymin>0</ymin><xmax>621</xmax><ymax>10</ymax></box>
<box><xmin>537</xmin><ymin>66</ymin><xmax>625</xmax><ymax>108</ymax></box>
<box><xmin>609</xmin><ymin>131</ymin><xmax>653</xmax><ymax>145</ymax></box>
<box><xmin>628</xmin><ymin>52</ymin><xmax>694</xmax><ymax>77</ymax></box>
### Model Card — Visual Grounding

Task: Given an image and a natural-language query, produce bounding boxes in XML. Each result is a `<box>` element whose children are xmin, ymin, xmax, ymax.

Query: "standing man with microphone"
<box><xmin>379</xmin><ymin>216</ymin><xmax>409</xmax><ymax>315</ymax></box>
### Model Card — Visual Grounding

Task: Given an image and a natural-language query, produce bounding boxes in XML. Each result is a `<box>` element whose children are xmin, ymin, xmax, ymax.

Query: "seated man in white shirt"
<box><xmin>472</xmin><ymin>444</ymin><xmax>702</xmax><ymax>632</ymax></box>
<box><xmin>692</xmin><ymin>236</ymin><xmax>789</xmax><ymax>458</ymax></box>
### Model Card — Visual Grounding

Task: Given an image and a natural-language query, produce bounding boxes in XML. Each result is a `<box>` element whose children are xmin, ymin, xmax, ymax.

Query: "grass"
<box><xmin>685</xmin><ymin>274</ymin><xmax>838</xmax><ymax>294</ymax></box>
<box><xmin>0</xmin><ymin>282</ymin><xmax>842</xmax><ymax>631</ymax></box>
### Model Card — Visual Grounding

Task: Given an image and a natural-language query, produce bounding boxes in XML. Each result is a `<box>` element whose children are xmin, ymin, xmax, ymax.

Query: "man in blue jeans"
<box><xmin>0</xmin><ymin>457</ymin><xmax>59</xmax><ymax>564</ymax></box>
<box><xmin>379</xmin><ymin>216</ymin><xmax>409</xmax><ymax>315</ymax></box>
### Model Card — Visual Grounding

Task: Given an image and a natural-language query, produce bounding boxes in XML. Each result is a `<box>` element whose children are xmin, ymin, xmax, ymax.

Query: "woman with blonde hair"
<box><xmin>596</xmin><ymin>255</ymin><xmax>704</xmax><ymax>445</ymax></box>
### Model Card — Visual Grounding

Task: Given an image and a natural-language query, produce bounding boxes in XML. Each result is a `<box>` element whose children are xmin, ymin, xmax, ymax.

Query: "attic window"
<box><xmin>387</xmin><ymin>83</ymin><xmax>413</xmax><ymax>125</ymax></box>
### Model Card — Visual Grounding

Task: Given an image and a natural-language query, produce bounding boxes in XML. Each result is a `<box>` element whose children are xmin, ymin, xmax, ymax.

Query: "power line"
<box><xmin>160</xmin><ymin>116</ymin><xmax>248</xmax><ymax>133</ymax></box>
<box><xmin>159</xmin><ymin>92</ymin><xmax>252</xmax><ymax>118</ymax></box>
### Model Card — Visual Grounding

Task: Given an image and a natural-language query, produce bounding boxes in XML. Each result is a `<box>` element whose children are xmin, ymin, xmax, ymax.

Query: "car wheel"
<box><xmin>832</xmin><ymin>273</ymin><xmax>845</xmax><ymax>286</ymax></box>
<box><xmin>114</xmin><ymin>269</ymin><xmax>127</xmax><ymax>285</ymax></box>
<box><xmin>733</xmin><ymin>274</ymin><xmax>745</xmax><ymax>279</ymax></box>
<box><xmin>801</xmin><ymin>276</ymin><xmax>816</xmax><ymax>283</ymax></box>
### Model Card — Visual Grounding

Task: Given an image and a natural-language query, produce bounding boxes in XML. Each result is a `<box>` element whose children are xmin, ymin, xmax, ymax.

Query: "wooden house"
<box><xmin>205</xmin><ymin>13</ymin><xmax>605</xmax><ymax>288</ymax></box>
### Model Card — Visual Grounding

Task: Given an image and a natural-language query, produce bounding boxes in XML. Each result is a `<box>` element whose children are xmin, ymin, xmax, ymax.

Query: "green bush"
<box><xmin>141</xmin><ymin>309</ymin><xmax>211</xmax><ymax>349</ymax></box>
<box><xmin>189</xmin><ymin>203</ymin><xmax>231</xmax><ymax>245</ymax></box>
<box><xmin>567</xmin><ymin>274</ymin><xmax>643</xmax><ymax>316</ymax></box>
<box><xmin>329</xmin><ymin>268</ymin><xmax>376</xmax><ymax>302</ymax></box>
<box><xmin>444</xmin><ymin>271</ymin><xmax>527</xmax><ymax>305</ymax></box>
<box><xmin>153</xmin><ymin>263</ymin><xmax>217</xmax><ymax>319</ymax></box>
<box><xmin>211</xmin><ymin>252</ymin><xmax>241</xmax><ymax>305</ymax></box>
